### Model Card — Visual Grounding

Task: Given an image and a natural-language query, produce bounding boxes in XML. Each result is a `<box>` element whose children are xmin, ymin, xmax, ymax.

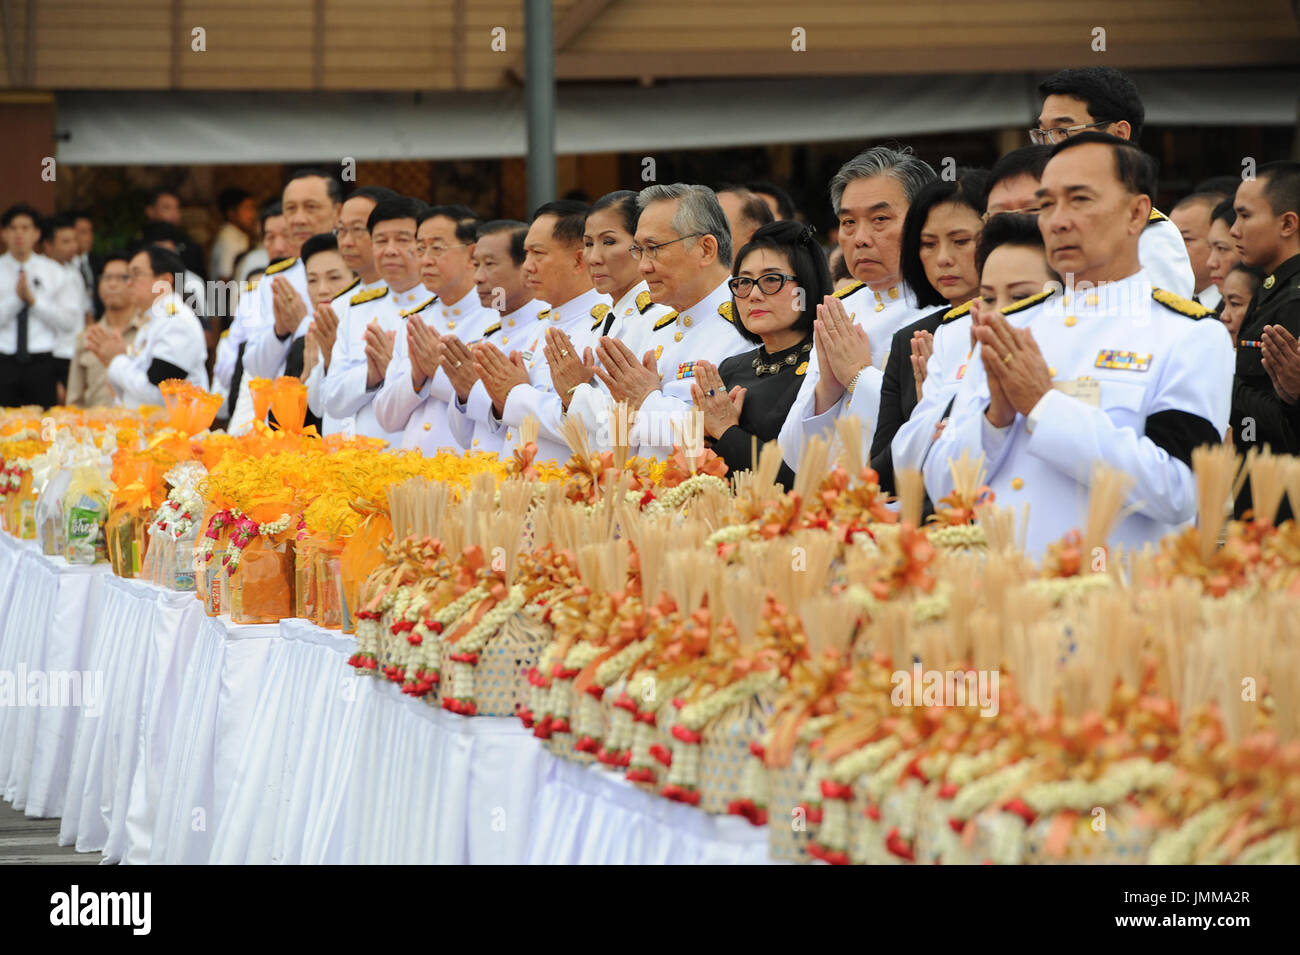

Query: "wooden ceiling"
<box><xmin>1</xmin><ymin>0</ymin><xmax>1296</xmax><ymax>91</ymax></box>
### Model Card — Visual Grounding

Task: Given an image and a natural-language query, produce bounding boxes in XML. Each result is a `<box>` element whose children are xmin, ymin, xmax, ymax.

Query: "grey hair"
<box><xmin>828</xmin><ymin>145</ymin><xmax>937</xmax><ymax>215</ymax></box>
<box><xmin>636</xmin><ymin>183</ymin><xmax>733</xmax><ymax>266</ymax></box>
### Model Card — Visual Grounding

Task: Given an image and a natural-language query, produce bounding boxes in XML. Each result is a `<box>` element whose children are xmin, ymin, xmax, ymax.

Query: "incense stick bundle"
<box><xmin>834</xmin><ymin>416</ymin><xmax>865</xmax><ymax>476</ymax></box>
<box><xmin>561</xmin><ymin>412</ymin><xmax>592</xmax><ymax>460</ymax></box>
<box><xmin>792</xmin><ymin>435</ymin><xmax>830</xmax><ymax>504</ymax></box>
<box><xmin>946</xmin><ymin>449</ymin><xmax>986</xmax><ymax>505</ymax></box>
<box><xmin>800</xmin><ymin>593</ymin><xmax>858</xmax><ymax>658</ymax></box>
<box><xmin>1082</xmin><ymin>462</ymin><xmax>1133</xmax><ymax>561</ymax></box>
<box><xmin>610</xmin><ymin>401</ymin><xmax>630</xmax><ymax>471</ymax></box>
<box><xmin>1245</xmin><ymin>447</ymin><xmax>1288</xmax><ymax>526</ymax></box>
<box><xmin>974</xmin><ymin>501</ymin><xmax>1016</xmax><ymax>554</ymax></box>
<box><xmin>521</xmin><ymin>414</ymin><xmax>540</xmax><ymax>450</ymax></box>
<box><xmin>1194</xmin><ymin>444</ymin><xmax>1240</xmax><ymax>560</ymax></box>
<box><xmin>896</xmin><ymin>468</ymin><xmax>924</xmax><ymax>529</ymax></box>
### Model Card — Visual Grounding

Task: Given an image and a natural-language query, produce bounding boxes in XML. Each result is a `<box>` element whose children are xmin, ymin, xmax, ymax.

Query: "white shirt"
<box><xmin>1196</xmin><ymin>284</ymin><xmax>1222</xmax><ymax>312</ymax></box>
<box><xmin>0</xmin><ymin>252</ymin><xmax>84</xmax><ymax>357</ymax></box>
<box><xmin>568</xmin><ymin>278</ymin><xmax>750</xmax><ymax>460</ymax></box>
<box><xmin>241</xmin><ymin>257</ymin><xmax>310</xmax><ymax>379</ymax></box>
<box><xmin>493</xmin><ymin>288</ymin><xmax>612</xmax><ymax>464</ymax></box>
<box><xmin>923</xmin><ymin>271</ymin><xmax>1232</xmax><ymax>558</ymax></box>
<box><xmin>1139</xmin><ymin>213</ymin><xmax>1196</xmax><ymax>300</ymax></box>
<box><xmin>777</xmin><ymin>280</ymin><xmax>929</xmax><ymax>471</ymax></box>
<box><xmin>209</xmin><ymin>222</ymin><xmax>251</xmax><ymax>280</ymax></box>
<box><xmin>54</xmin><ymin>259</ymin><xmax>92</xmax><ymax>359</ymax></box>
<box><xmin>106</xmin><ymin>291</ymin><xmax>210</xmax><ymax>407</ymax></box>
<box><xmin>602</xmin><ymin>280</ymin><xmax>676</xmax><ymax>359</ymax></box>
<box><xmin>374</xmin><ymin>287</ymin><xmax>497</xmax><ymax>455</ymax></box>
<box><xmin>321</xmin><ymin>281</ymin><xmax>428</xmax><ymax>445</ymax></box>
<box><xmin>305</xmin><ymin>276</ymin><xmax>374</xmax><ymax>436</ymax></box>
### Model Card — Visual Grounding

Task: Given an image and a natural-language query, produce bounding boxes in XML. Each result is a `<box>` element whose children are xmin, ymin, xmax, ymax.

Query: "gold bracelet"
<box><xmin>846</xmin><ymin>364</ymin><xmax>868</xmax><ymax>396</ymax></box>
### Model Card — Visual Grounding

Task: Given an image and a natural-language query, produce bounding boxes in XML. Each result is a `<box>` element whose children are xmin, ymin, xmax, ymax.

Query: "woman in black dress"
<box><xmin>690</xmin><ymin>220</ymin><xmax>832</xmax><ymax>487</ymax></box>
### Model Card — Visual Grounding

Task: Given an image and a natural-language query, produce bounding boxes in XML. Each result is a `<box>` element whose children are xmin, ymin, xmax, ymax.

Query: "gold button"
<box><xmin>682</xmin><ymin>315</ymin><xmax>693</xmax><ymax>327</ymax></box>
<box><xmin>1048</xmin><ymin>367</ymin><xmax>1056</xmax><ymax>377</ymax></box>
<box><xmin>453</xmin><ymin>308</ymin><xmax>460</xmax><ymax>315</ymax></box>
<box><xmin>1064</xmin><ymin>316</ymin><xmax>1077</xmax><ymax>327</ymax></box>
<box><xmin>1085</xmin><ymin>294</ymin><xmax>1099</xmax><ymax>307</ymax></box>
<box><xmin>1264</xmin><ymin>275</ymin><xmax>1275</xmax><ymax>289</ymax></box>
<box><xmin>506</xmin><ymin>431</ymin><xmax>513</xmax><ymax>441</ymax></box>
<box><xmin>624</xmin><ymin>307</ymin><xmax>633</xmax><ymax>315</ymax></box>
<box><xmin>888</xmin><ymin>286</ymin><xmax>900</xmax><ymax>299</ymax></box>
<box><xmin>551</xmin><ymin>312</ymin><xmax>560</xmax><ymax>321</ymax></box>
<box><xmin>472</xmin><ymin>439</ymin><xmax>479</xmax><ymax>446</ymax></box>
<box><xmin>502</xmin><ymin>337</ymin><xmax>508</xmax><ymax>344</ymax></box>
<box><xmin>447</xmin><ymin>321</ymin><xmax>455</xmax><ymax>329</ymax></box>
<box><xmin>674</xmin><ymin>331</ymin><xmax>683</xmax><ymax>342</ymax></box>
<box><xmin>874</xmin><ymin>302</ymin><xmax>884</xmax><ymax>312</ymax></box>
<box><xmin>1011</xmin><ymin>477</ymin><xmax>1024</xmax><ymax>491</ymax></box>
<box><xmin>508</xmin><ymin>319</ymin><xmax>515</xmax><ymax>327</ymax></box>
<box><xmin>422</xmin><ymin>422</ymin><xmax>431</xmax><ymax>431</ymax></box>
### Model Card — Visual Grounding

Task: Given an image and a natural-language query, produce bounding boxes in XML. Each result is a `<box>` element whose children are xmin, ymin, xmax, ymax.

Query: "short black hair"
<box><xmin>1195</xmin><ymin>175</ymin><xmax>1241</xmax><ymax>197</ymax></box>
<box><xmin>974</xmin><ymin>213</ymin><xmax>1047</xmax><ymax>274</ymax></box>
<box><xmin>717</xmin><ymin>185</ymin><xmax>777</xmax><ymax>232</ymax></box>
<box><xmin>1211</xmin><ymin>197</ymin><xmax>1236</xmax><ymax>228</ymax></box>
<box><xmin>1</xmin><ymin>202</ymin><xmax>42</xmax><ymax>229</ymax></box>
<box><xmin>368</xmin><ymin>196</ymin><xmax>424</xmax><ymax>234</ymax></box>
<box><xmin>1258</xmin><ymin>160</ymin><xmax>1300</xmax><ymax>219</ymax></box>
<box><xmin>476</xmin><ymin>219</ymin><xmax>529</xmax><ymax>266</ymax></box>
<box><xmin>260</xmin><ymin>199</ymin><xmax>283</xmax><ymax>230</ymax></box>
<box><xmin>346</xmin><ymin>186</ymin><xmax>401</xmax><ymax>206</ymax></box>
<box><xmin>284</xmin><ymin>167</ymin><xmax>344</xmax><ymax>205</ymax></box>
<box><xmin>421</xmin><ymin>204</ymin><xmax>480</xmax><ymax>244</ymax></box>
<box><xmin>899</xmin><ymin>169</ymin><xmax>992</xmax><ymax>308</ymax></box>
<box><xmin>987</xmin><ymin>145</ymin><xmax>1053</xmax><ymax>197</ymax></box>
<box><xmin>218</xmin><ymin>187</ymin><xmax>252</xmax><ymax>216</ymax></box>
<box><xmin>746</xmin><ymin>180</ymin><xmax>798</xmax><ymax>220</ymax></box>
<box><xmin>1048</xmin><ymin>131</ymin><xmax>1157</xmax><ymax>199</ymax></box>
<box><xmin>140</xmin><ymin>220</ymin><xmax>188</xmax><ymax>246</ymax></box>
<box><xmin>828</xmin><ymin>246</ymin><xmax>851</xmax><ymax>283</ymax></box>
<box><xmin>300</xmin><ymin>232</ymin><xmax>340</xmax><ymax>265</ymax></box>
<box><xmin>531</xmin><ymin>200</ymin><xmax>589</xmax><ymax>246</ymax></box>
<box><xmin>134</xmin><ymin>244</ymin><xmax>187</xmax><ymax>285</ymax></box>
<box><xmin>41</xmin><ymin>212</ymin><xmax>76</xmax><ymax>242</ymax></box>
<box><xmin>1173</xmin><ymin>190</ymin><xmax>1227</xmax><ymax>215</ymax></box>
<box><xmin>146</xmin><ymin>188</ymin><xmax>180</xmax><ymax>207</ymax></box>
<box><xmin>1227</xmin><ymin>262</ymin><xmax>1266</xmax><ymax>294</ymax></box>
<box><xmin>1038</xmin><ymin>66</ymin><xmax>1145</xmax><ymax>142</ymax></box>
<box><xmin>67</xmin><ymin>208</ymin><xmax>93</xmax><ymax>225</ymax></box>
<box><xmin>99</xmin><ymin>249</ymin><xmax>131</xmax><ymax>270</ymax></box>
<box><xmin>730</xmin><ymin>220</ymin><xmax>832</xmax><ymax>346</ymax></box>
<box><xmin>588</xmin><ymin>190</ymin><xmax>639</xmax><ymax>237</ymax></box>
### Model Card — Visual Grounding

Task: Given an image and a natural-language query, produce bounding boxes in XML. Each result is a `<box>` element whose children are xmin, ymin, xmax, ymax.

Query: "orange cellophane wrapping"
<box><xmin>230</xmin><ymin>536</ymin><xmax>296</xmax><ymax>624</ymax></box>
<box><xmin>340</xmin><ymin>510</ymin><xmax>393</xmax><ymax>629</ymax></box>
<box><xmin>105</xmin><ymin>506</ymin><xmax>148</xmax><ymax>578</ymax></box>
<box><xmin>269</xmin><ymin>376</ymin><xmax>310</xmax><ymax>434</ymax></box>
<box><xmin>294</xmin><ymin>532</ymin><xmax>337</xmax><ymax>623</ymax></box>
<box><xmin>248</xmin><ymin>378</ymin><xmax>274</xmax><ymax>425</ymax></box>
<box><xmin>316</xmin><ymin>549</ymin><xmax>344</xmax><ymax>629</ymax></box>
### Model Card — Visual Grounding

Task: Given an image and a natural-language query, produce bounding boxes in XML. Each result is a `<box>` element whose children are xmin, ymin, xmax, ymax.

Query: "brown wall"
<box><xmin>0</xmin><ymin>93</ymin><xmax>57</xmax><ymax>213</ymax></box>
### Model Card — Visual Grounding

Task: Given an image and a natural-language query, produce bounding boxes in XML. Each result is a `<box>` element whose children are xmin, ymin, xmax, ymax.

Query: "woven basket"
<box><xmin>698</xmin><ymin>696</ymin><xmax>769</xmax><ymax>816</ymax></box>
<box><xmin>766</xmin><ymin>747</ymin><xmax>813</xmax><ymax>863</ymax></box>
<box><xmin>477</xmin><ymin>612</ymin><xmax>552</xmax><ymax>718</ymax></box>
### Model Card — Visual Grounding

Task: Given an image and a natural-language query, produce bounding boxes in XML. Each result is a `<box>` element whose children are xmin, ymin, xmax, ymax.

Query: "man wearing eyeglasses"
<box><xmin>296</xmin><ymin>186</ymin><xmax>398</xmax><ymax>434</ymax></box>
<box><xmin>321</xmin><ymin>196</ymin><xmax>428</xmax><ymax>444</ymax></box>
<box><xmin>1034</xmin><ymin>67</ymin><xmax>1194</xmax><ymax>298</ymax></box>
<box><xmin>375</xmin><ymin>205</ymin><xmax>499</xmax><ymax>455</ymax></box>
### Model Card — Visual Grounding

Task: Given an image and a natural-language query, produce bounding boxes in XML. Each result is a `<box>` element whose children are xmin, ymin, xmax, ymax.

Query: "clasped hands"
<box><xmin>973</xmin><ymin>305</ymin><xmax>1052</xmax><ymax>428</ymax></box>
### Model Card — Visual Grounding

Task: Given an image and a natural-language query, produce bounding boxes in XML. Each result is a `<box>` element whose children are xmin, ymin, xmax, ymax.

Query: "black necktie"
<box><xmin>15</xmin><ymin>267</ymin><xmax>30</xmax><ymax>362</ymax></box>
<box><xmin>602</xmin><ymin>312</ymin><xmax>616</xmax><ymax>337</ymax></box>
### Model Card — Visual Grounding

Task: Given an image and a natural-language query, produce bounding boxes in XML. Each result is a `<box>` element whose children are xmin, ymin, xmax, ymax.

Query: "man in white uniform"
<box><xmin>321</xmin><ymin>196</ymin><xmax>427</xmax><ymax>445</ymax></box>
<box><xmin>923</xmin><ymin>134</ymin><xmax>1232</xmax><ymax>559</ymax></box>
<box><xmin>470</xmin><ymin>201</ymin><xmax>609</xmax><ymax>463</ymax></box>
<box><xmin>86</xmin><ymin>245</ymin><xmax>209</xmax><ymax>406</ymax></box>
<box><xmin>776</xmin><ymin>146</ymin><xmax>937</xmax><ymax>473</ymax></box>
<box><xmin>574</xmin><ymin>184</ymin><xmax>750</xmax><ymax>459</ymax></box>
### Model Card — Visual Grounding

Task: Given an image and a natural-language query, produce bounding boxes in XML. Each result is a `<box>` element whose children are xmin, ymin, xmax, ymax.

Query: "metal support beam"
<box><xmin>524</xmin><ymin>0</ymin><xmax>555</xmax><ymax>214</ymax></box>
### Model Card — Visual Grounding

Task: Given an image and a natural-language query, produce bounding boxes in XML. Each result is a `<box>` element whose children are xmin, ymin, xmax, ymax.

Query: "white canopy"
<box><xmin>56</xmin><ymin>70</ymin><xmax>1298</xmax><ymax>166</ymax></box>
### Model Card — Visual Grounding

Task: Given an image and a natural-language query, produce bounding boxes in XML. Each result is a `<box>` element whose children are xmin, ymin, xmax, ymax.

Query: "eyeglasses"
<box><xmin>1028</xmin><ymin>121</ymin><xmax>1111</xmax><ymax>145</ymax></box>
<box><xmin>415</xmin><ymin>242</ymin><xmax>467</xmax><ymax>257</ymax></box>
<box><xmin>332</xmin><ymin>224</ymin><xmax>369</xmax><ymax>239</ymax></box>
<box><xmin>728</xmin><ymin>273</ymin><xmax>799</xmax><ymax>297</ymax></box>
<box><xmin>629</xmin><ymin>233</ymin><xmax>703</xmax><ymax>262</ymax></box>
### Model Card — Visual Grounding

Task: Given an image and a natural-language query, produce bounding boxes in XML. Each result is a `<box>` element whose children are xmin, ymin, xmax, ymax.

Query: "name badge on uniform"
<box><xmin>1094</xmin><ymin>349</ymin><xmax>1152</xmax><ymax>372</ymax></box>
<box><xmin>1054</xmin><ymin>378</ymin><xmax>1100</xmax><ymax>407</ymax></box>
<box><xmin>521</xmin><ymin>350</ymin><xmax>534</xmax><ymax>365</ymax></box>
<box><xmin>676</xmin><ymin>361</ymin><xmax>697</xmax><ymax>380</ymax></box>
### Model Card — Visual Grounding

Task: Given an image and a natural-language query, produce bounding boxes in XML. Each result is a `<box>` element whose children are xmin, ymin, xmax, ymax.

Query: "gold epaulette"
<box><xmin>942</xmin><ymin>298</ymin><xmax>975</xmax><ymax>323</ymax></box>
<box><xmin>537</xmin><ymin>309</ymin><xmax>551</xmax><ymax>321</ymax></box>
<box><xmin>833</xmin><ymin>281</ymin><xmax>865</xmax><ymax>299</ymax></box>
<box><xmin>1152</xmin><ymin>287</ymin><xmax>1212</xmax><ymax>319</ymax></box>
<box><xmin>1000</xmin><ymin>287</ymin><xmax>1056</xmax><ymax>316</ymax></box>
<box><xmin>636</xmin><ymin>290</ymin><xmax>655</xmax><ymax>313</ymax></box>
<box><xmin>1147</xmin><ymin>207</ymin><xmax>1169</xmax><ymax>225</ymax></box>
<box><xmin>718</xmin><ymin>301</ymin><xmax>736</xmax><ymax>324</ymax></box>
<box><xmin>350</xmin><ymin>286</ymin><xmax>388</xmax><ymax>307</ymax></box>
<box><xmin>265</xmin><ymin>256</ymin><xmax>297</xmax><ymax>275</ymax></box>
<box><xmin>482</xmin><ymin>322</ymin><xmax>502</xmax><ymax>337</ymax></box>
<box><xmin>331</xmin><ymin>277</ymin><xmax>360</xmax><ymax>302</ymax></box>
<box><xmin>401</xmin><ymin>295</ymin><xmax>437</xmax><ymax>318</ymax></box>
<box><xmin>653</xmin><ymin>311</ymin><xmax>678</xmax><ymax>332</ymax></box>
<box><xmin>590</xmin><ymin>303</ymin><xmax>611</xmax><ymax>331</ymax></box>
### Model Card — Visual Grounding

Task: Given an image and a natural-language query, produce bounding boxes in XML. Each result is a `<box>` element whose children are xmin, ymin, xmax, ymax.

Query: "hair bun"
<box><xmin>796</xmin><ymin>224</ymin><xmax>817</xmax><ymax>247</ymax></box>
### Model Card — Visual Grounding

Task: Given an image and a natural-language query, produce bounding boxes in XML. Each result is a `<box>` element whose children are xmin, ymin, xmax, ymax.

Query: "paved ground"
<box><xmin>0</xmin><ymin>799</ymin><xmax>103</xmax><ymax>865</ymax></box>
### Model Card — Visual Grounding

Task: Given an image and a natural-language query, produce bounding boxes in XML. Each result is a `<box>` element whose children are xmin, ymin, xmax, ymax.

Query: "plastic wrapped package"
<box><xmin>229</xmin><ymin>537</ymin><xmax>295</xmax><ymax>624</ymax></box>
<box><xmin>36</xmin><ymin>468</ymin><xmax>73</xmax><ymax>556</ymax></box>
<box><xmin>63</xmin><ymin>467</ymin><xmax>112</xmax><ymax>565</ymax></box>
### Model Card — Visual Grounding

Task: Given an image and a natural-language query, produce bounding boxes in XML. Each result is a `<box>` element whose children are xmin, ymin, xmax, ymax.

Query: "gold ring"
<box><xmin>561</xmin><ymin>350</ymin><xmax>569</xmax><ymax>358</ymax></box>
<box><xmin>1001</xmin><ymin>352</ymin><xmax>1013</xmax><ymax>365</ymax></box>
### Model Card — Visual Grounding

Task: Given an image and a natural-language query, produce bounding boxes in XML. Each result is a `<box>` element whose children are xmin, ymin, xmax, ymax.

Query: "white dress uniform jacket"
<box><xmin>240</xmin><ymin>257</ymin><xmax>310</xmax><ymax>379</ymax></box>
<box><xmin>106</xmin><ymin>291</ymin><xmax>209</xmax><ymax>407</ymax></box>
<box><xmin>321</xmin><ymin>281</ymin><xmax>428</xmax><ymax>445</ymax></box>
<box><xmin>922</xmin><ymin>272</ymin><xmax>1233</xmax><ymax>558</ymax></box>
<box><xmin>375</xmin><ymin>287</ymin><xmax>496</xmax><ymax>455</ymax></box>
<box><xmin>776</xmin><ymin>280</ymin><xmax>929</xmax><ymax>471</ymax></box>
<box><xmin>0</xmin><ymin>252</ymin><xmax>85</xmax><ymax>357</ymax></box>
<box><xmin>304</xmin><ymin>276</ymin><xmax>369</xmax><ymax>435</ymax></box>
<box><xmin>1139</xmin><ymin>211</ymin><xmax>1195</xmax><ymax>300</ymax></box>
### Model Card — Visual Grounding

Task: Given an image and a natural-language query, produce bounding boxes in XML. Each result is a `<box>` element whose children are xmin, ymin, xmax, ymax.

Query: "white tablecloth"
<box><xmin>147</xmin><ymin>613</ymin><xmax>278</xmax><ymax>864</ymax></box>
<box><xmin>0</xmin><ymin>541</ymin><xmax>108</xmax><ymax>818</ymax></box>
<box><xmin>58</xmin><ymin>574</ymin><xmax>203</xmax><ymax>862</ymax></box>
